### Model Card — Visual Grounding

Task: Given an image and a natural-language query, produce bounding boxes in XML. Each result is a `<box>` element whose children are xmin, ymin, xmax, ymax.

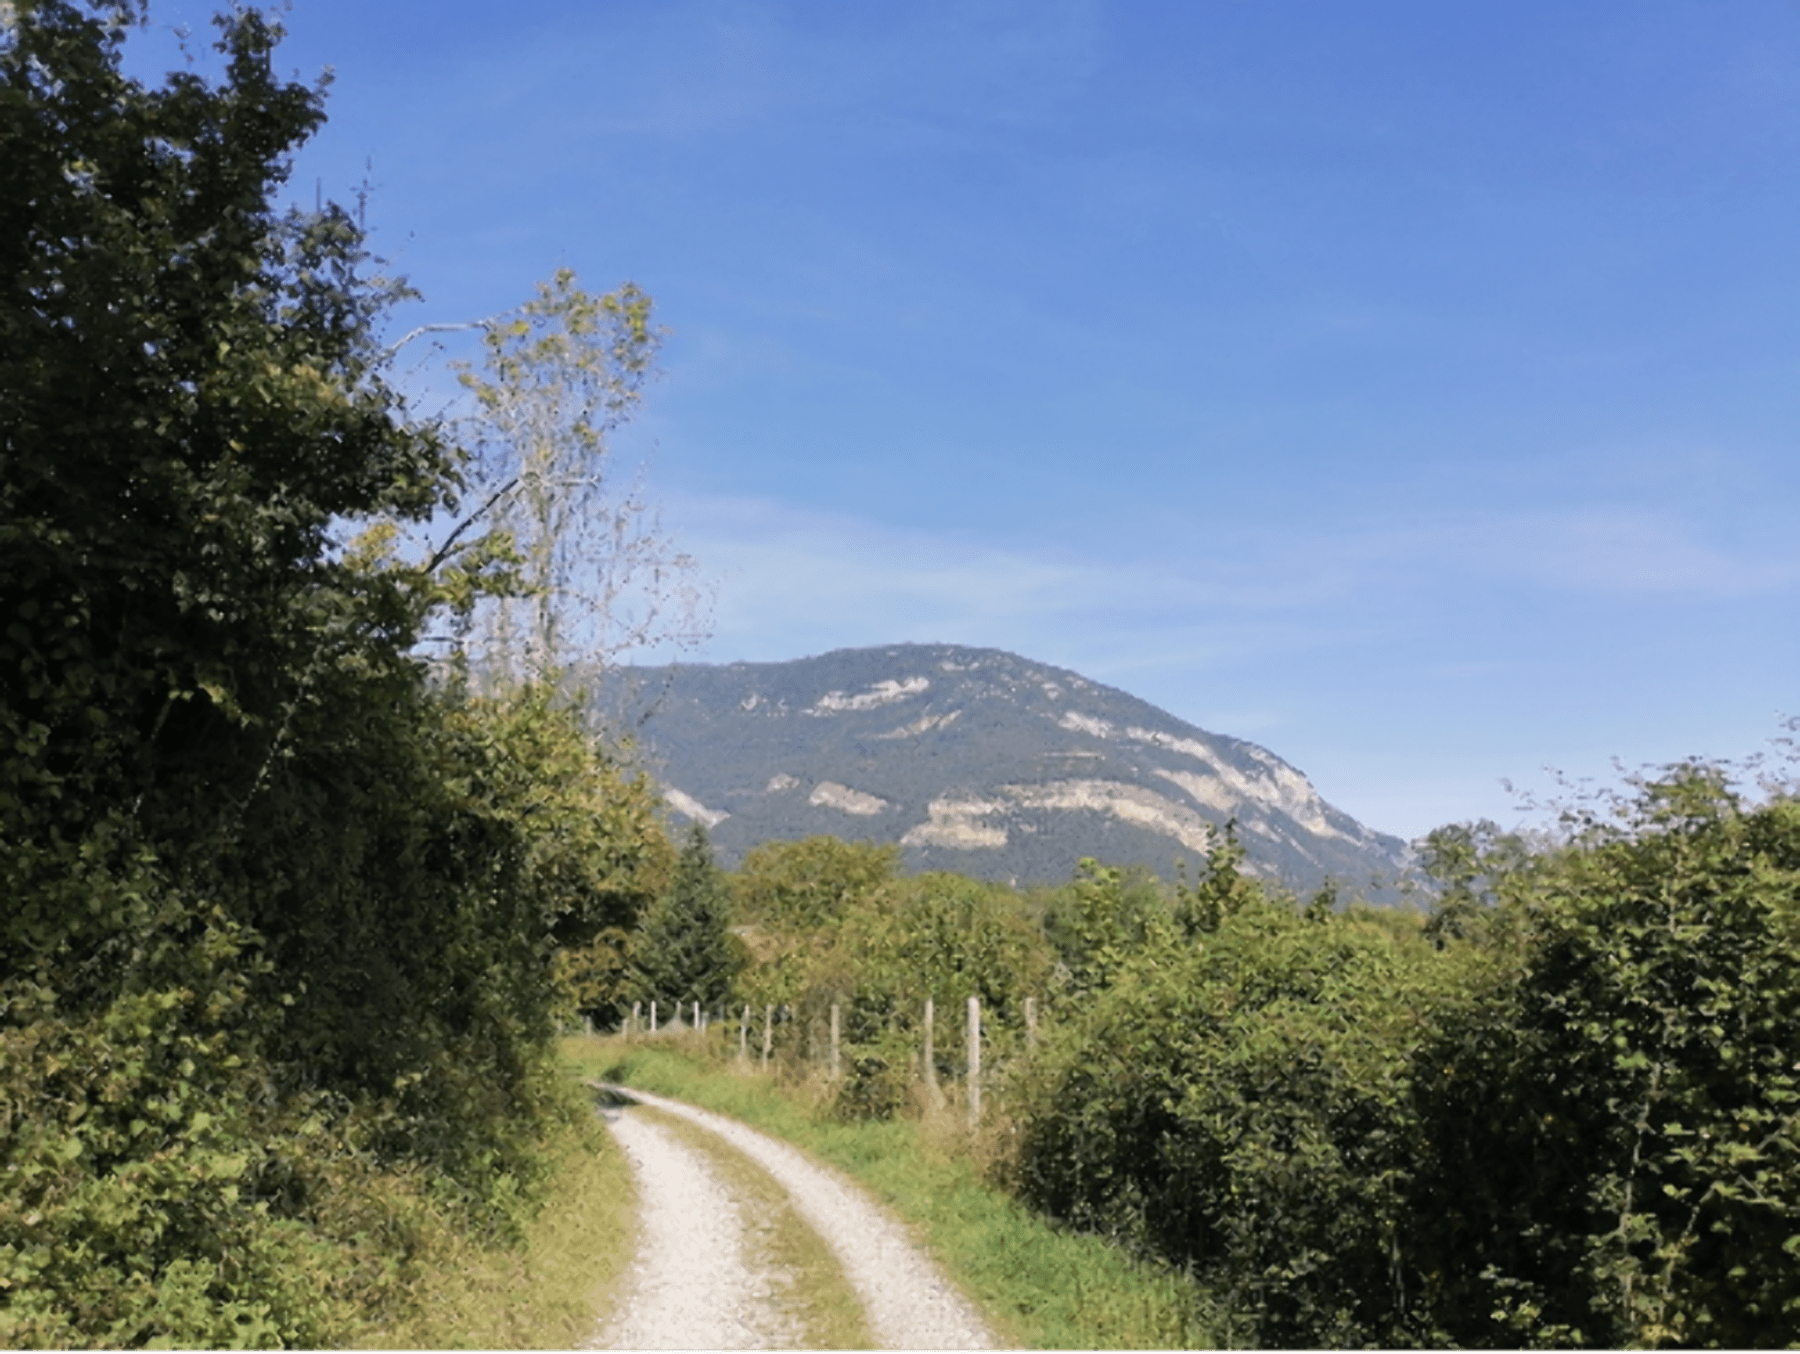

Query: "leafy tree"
<box><xmin>448</xmin><ymin>269</ymin><xmax>706</xmax><ymax>687</ymax></box>
<box><xmin>627</xmin><ymin>824</ymin><xmax>743</xmax><ymax>1012</ymax></box>
<box><xmin>732</xmin><ymin>835</ymin><xmax>901</xmax><ymax>933</ymax></box>
<box><xmin>2</xmin><ymin>0</ymin><xmax>442</xmax><ymax>898</ymax></box>
<box><xmin>0</xmin><ymin>5</ymin><xmax>669</xmax><ymax>1341</ymax></box>
<box><xmin>1172</xmin><ymin>819</ymin><xmax>1264</xmax><ymax>938</ymax></box>
<box><xmin>1413</xmin><ymin>817</ymin><xmax>1533</xmax><ymax>948</ymax></box>
<box><xmin>1044</xmin><ymin>858</ymin><xmax>1174</xmax><ymax>999</ymax></box>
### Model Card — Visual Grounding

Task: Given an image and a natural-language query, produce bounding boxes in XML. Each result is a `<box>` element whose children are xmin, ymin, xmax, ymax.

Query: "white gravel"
<box><xmin>604</xmin><ymin>1085</ymin><xmax>998</xmax><ymax>1351</ymax></box>
<box><xmin>589</xmin><ymin>1105</ymin><xmax>799</xmax><ymax>1349</ymax></box>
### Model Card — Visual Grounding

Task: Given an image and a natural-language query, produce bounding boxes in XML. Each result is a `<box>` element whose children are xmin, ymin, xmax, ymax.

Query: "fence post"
<box><xmin>830</xmin><ymin>1002</ymin><xmax>841</xmax><ymax>1080</ymax></box>
<box><xmin>650</xmin><ymin>1000</ymin><xmax>657</xmax><ymax>1034</ymax></box>
<box><xmin>761</xmin><ymin>1004</ymin><xmax>774</xmax><ymax>1070</ymax></box>
<box><xmin>582</xmin><ymin>1014</ymin><xmax>592</xmax><ymax>1036</ymax></box>
<box><xmin>923</xmin><ymin>996</ymin><xmax>940</xmax><ymax>1105</ymax></box>
<box><xmin>1025</xmin><ymin>995</ymin><xmax>1038</xmax><ymax>1049</ymax></box>
<box><xmin>967</xmin><ymin>995</ymin><xmax>981</xmax><ymax>1128</ymax></box>
<box><xmin>693</xmin><ymin>1000</ymin><xmax>701</xmax><ymax>1033</ymax></box>
<box><xmin>739</xmin><ymin>1005</ymin><xmax>749</xmax><ymax>1061</ymax></box>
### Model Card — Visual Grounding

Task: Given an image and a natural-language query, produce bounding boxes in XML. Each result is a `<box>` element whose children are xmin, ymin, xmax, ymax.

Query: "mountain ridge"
<box><xmin>586</xmin><ymin>643</ymin><xmax>1411</xmax><ymax>899</ymax></box>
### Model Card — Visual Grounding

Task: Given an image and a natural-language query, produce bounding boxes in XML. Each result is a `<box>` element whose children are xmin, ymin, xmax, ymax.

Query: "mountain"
<box><xmin>587</xmin><ymin>643</ymin><xmax>1411</xmax><ymax>898</ymax></box>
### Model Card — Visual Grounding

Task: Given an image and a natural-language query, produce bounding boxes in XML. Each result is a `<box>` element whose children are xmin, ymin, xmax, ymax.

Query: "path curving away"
<box><xmin>594</xmin><ymin>1085</ymin><xmax>997</xmax><ymax>1351</ymax></box>
<box><xmin>589</xmin><ymin>1105</ymin><xmax>800</xmax><ymax>1349</ymax></box>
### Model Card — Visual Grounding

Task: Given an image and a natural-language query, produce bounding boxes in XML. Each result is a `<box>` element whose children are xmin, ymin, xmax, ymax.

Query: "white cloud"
<box><xmin>651</xmin><ymin>488</ymin><xmax>1800</xmax><ymax>674</ymax></box>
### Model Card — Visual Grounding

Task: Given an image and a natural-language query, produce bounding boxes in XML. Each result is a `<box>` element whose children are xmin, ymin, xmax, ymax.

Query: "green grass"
<box><xmin>567</xmin><ymin>1032</ymin><xmax>1243</xmax><ymax>1350</ymax></box>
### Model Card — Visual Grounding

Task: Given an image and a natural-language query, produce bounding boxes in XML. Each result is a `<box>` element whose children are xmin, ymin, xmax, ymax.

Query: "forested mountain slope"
<box><xmin>589</xmin><ymin>643</ymin><xmax>1409</xmax><ymax>897</ymax></box>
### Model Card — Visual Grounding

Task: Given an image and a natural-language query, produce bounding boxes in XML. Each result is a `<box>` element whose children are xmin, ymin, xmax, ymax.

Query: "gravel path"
<box><xmin>596</xmin><ymin>1086</ymin><xmax>997</xmax><ymax>1351</ymax></box>
<box><xmin>589</xmin><ymin>1106</ymin><xmax>800</xmax><ymax>1349</ymax></box>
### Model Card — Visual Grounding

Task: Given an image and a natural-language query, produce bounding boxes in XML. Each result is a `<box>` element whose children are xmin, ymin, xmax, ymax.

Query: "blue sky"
<box><xmin>134</xmin><ymin>0</ymin><xmax>1800</xmax><ymax>841</ymax></box>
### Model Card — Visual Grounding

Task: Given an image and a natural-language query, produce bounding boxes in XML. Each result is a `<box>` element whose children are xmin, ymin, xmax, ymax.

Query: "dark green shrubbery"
<box><xmin>1008</xmin><ymin>886</ymin><xmax>1473</xmax><ymax>1346</ymax></box>
<box><xmin>1409</xmin><ymin>771</ymin><xmax>1800</xmax><ymax>1348</ymax></box>
<box><xmin>696</xmin><ymin>772</ymin><xmax>1800</xmax><ymax>1348</ymax></box>
<box><xmin>1006</xmin><ymin>772</ymin><xmax>1800</xmax><ymax>1348</ymax></box>
<box><xmin>0</xmin><ymin>5</ymin><xmax>665</xmax><ymax>1342</ymax></box>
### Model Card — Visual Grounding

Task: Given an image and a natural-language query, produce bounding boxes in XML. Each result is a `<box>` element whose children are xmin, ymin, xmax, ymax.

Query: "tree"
<box><xmin>2</xmin><ymin>0</ymin><xmax>445</xmax><ymax>876</ymax></box>
<box><xmin>628</xmin><ymin>824</ymin><xmax>742</xmax><ymax>1011</ymax></box>
<box><xmin>1172</xmin><ymin>819</ymin><xmax>1264</xmax><ymax>938</ymax></box>
<box><xmin>1045</xmin><ymin>858</ymin><xmax>1175</xmax><ymax>999</ymax></box>
<box><xmin>732</xmin><ymin>836</ymin><xmax>902</xmax><ymax>932</ymax></box>
<box><xmin>0</xmin><ymin>6</ymin><xmax>670</xmax><ymax>1341</ymax></box>
<box><xmin>445</xmin><ymin>269</ymin><xmax>707</xmax><ymax>689</ymax></box>
<box><xmin>1413</xmin><ymin>817</ymin><xmax>1533</xmax><ymax>948</ymax></box>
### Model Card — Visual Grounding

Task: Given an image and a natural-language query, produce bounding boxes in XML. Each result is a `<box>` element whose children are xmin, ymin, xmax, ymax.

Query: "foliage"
<box><xmin>720</xmin><ymin>839</ymin><xmax>1061</xmax><ymax>1114</ymax></box>
<box><xmin>348</xmin><ymin>1052</ymin><xmax>640</xmax><ymax>1350</ymax></box>
<box><xmin>732</xmin><ymin>836</ymin><xmax>902</xmax><ymax>934</ymax></box>
<box><xmin>0</xmin><ymin>4</ymin><xmax>669</xmax><ymax>1342</ymax></box>
<box><xmin>1007</xmin><ymin>889</ymin><xmax>1471</xmax><ymax>1346</ymax></box>
<box><xmin>1409</xmin><ymin>769</ymin><xmax>1800</xmax><ymax>1347</ymax></box>
<box><xmin>806</xmin><ymin>871</ymin><xmax>1056</xmax><ymax>1116</ymax></box>
<box><xmin>1006</xmin><ymin>765</ymin><xmax>1800</xmax><ymax>1348</ymax></box>
<box><xmin>1414</xmin><ymin>816</ymin><xmax>1534</xmax><ymax>948</ymax></box>
<box><xmin>1043</xmin><ymin>858</ymin><xmax>1175</xmax><ymax>1000</ymax></box>
<box><xmin>1170</xmin><ymin>819</ymin><xmax>1264</xmax><ymax>938</ymax></box>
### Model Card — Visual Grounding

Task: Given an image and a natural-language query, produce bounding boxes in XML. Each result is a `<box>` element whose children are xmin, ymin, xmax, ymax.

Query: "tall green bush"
<box><xmin>1008</xmin><ymin>767</ymin><xmax>1800</xmax><ymax>1348</ymax></box>
<box><xmin>1007</xmin><ymin>893</ymin><xmax>1469</xmax><ymax>1346</ymax></box>
<box><xmin>1410</xmin><ymin>769</ymin><xmax>1800</xmax><ymax>1347</ymax></box>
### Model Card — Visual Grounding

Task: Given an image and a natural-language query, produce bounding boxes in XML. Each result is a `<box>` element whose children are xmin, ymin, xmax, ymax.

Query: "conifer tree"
<box><xmin>628</xmin><ymin>824</ymin><xmax>742</xmax><ymax>1010</ymax></box>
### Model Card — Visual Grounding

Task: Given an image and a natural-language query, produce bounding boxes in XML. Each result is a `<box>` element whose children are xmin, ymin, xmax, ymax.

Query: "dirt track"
<box><xmin>590</xmin><ymin>1086</ymin><xmax>996</xmax><ymax>1350</ymax></box>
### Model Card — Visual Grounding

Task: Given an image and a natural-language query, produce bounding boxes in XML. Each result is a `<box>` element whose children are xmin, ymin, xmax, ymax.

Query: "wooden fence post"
<box><xmin>923</xmin><ymin>996</ymin><xmax>939</xmax><ymax>1105</ymax></box>
<box><xmin>830</xmin><ymin>1002</ymin><xmax>841</xmax><ymax>1080</ymax></box>
<box><xmin>967</xmin><ymin>995</ymin><xmax>981</xmax><ymax>1128</ymax></box>
<box><xmin>1025</xmin><ymin>995</ymin><xmax>1038</xmax><ymax>1049</ymax></box>
<box><xmin>650</xmin><ymin>1000</ymin><xmax>657</xmax><ymax>1034</ymax></box>
<box><xmin>693</xmin><ymin>1000</ymin><xmax>701</xmax><ymax>1033</ymax></box>
<box><xmin>761</xmin><ymin>1003</ymin><xmax>774</xmax><ymax>1070</ymax></box>
<box><xmin>739</xmin><ymin>1005</ymin><xmax>749</xmax><ymax>1061</ymax></box>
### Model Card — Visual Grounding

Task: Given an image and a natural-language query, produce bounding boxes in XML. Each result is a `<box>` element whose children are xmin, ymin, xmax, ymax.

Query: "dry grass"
<box><xmin>349</xmin><ymin>1061</ymin><xmax>640</xmax><ymax>1349</ymax></box>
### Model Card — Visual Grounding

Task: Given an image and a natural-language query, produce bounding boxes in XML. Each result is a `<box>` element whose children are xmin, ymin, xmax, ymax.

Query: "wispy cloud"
<box><xmin>649</xmin><ymin>487</ymin><xmax>1800</xmax><ymax>670</ymax></box>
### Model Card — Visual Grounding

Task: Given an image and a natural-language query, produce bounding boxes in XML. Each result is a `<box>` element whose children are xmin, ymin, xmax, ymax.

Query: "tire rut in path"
<box><xmin>596</xmin><ymin>1086</ymin><xmax>997</xmax><ymax>1351</ymax></box>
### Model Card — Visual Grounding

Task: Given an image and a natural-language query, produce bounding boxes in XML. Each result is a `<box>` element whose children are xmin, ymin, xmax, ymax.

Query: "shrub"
<box><xmin>1007</xmin><ymin>896</ymin><xmax>1472</xmax><ymax>1346</ymax></box>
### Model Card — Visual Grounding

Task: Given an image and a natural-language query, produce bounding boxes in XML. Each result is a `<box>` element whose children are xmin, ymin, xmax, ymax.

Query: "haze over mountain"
<box><xmin>590</xmin><ymin>644</ymin><xmax>1411</xmax><ymax>899</ymax></box>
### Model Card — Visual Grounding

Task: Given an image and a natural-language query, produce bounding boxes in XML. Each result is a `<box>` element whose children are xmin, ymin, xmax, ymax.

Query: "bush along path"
<box><xmin>590</xmin><ymin>1086</ymin><xmax>996</xmax><ymax>1350</ymax></box>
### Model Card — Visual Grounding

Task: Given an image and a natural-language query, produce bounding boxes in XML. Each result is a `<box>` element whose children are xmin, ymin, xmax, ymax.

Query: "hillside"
<box><xmin>588</xmin><ymin>644</ymin><xmax>1410</xmax><ymax>897</ymax></box>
